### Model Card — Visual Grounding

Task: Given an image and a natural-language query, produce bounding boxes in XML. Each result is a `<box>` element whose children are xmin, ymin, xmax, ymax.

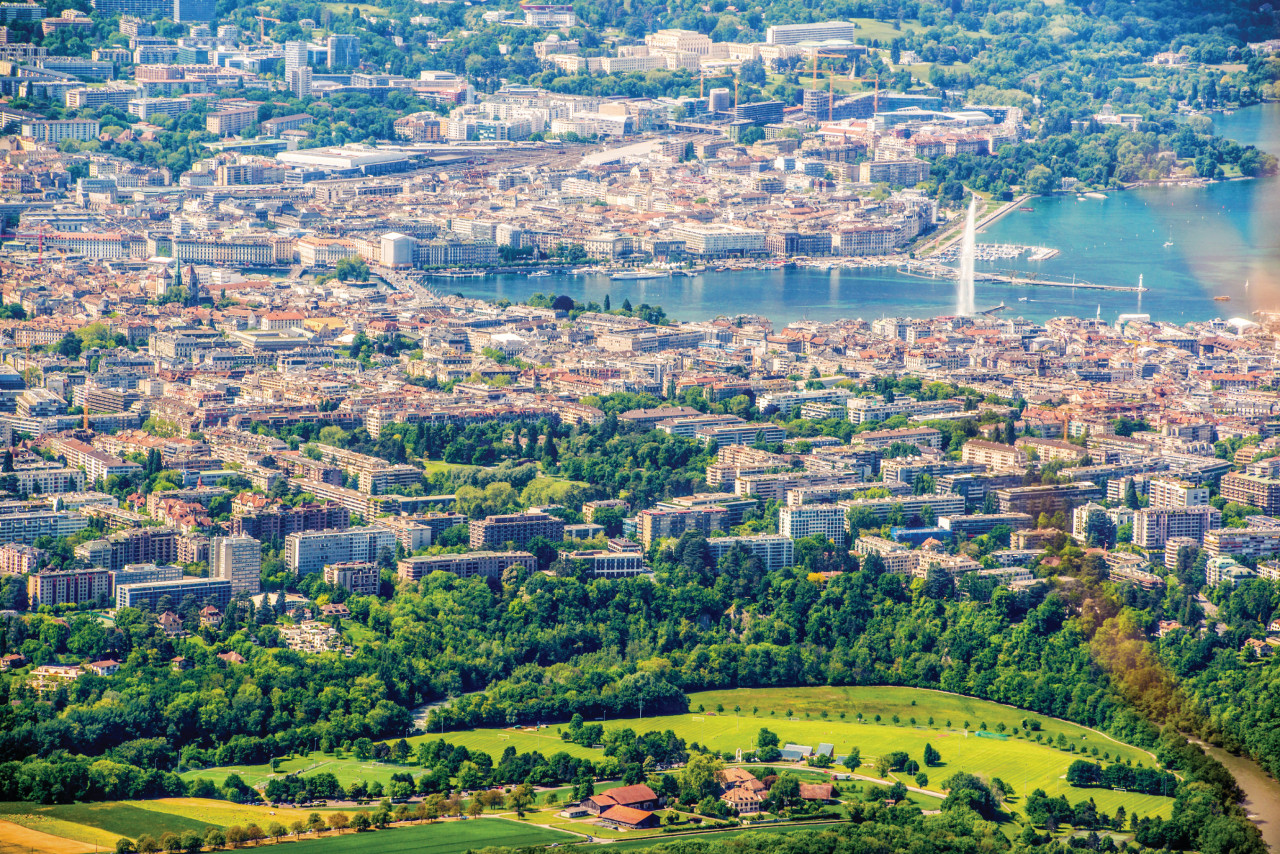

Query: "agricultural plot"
<box><xmin>288</xmin><ymin>817</ymin><xmax>576</xmax><ymax>854</ymax></box>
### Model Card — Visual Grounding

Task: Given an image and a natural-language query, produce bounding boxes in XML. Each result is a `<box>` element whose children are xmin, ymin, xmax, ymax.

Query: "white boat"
<box><xmin>1085</xmin><ymin>192</ymin><xmax>1107</xmax><ymax>199</ymax></box>
<box><xmin>611</xmin><ymin>270</ymin><xmax>666</xmax><ymax>280</ymax></box>
<box><xmin>1163</xmin><ymin>241</ymin><xmax>1174</xmax><ymax>247</ymax></box>
<box><xmin>527</xmin><ymin>270</ymin><xmax>552</xmax><ymax>277</ymax></box>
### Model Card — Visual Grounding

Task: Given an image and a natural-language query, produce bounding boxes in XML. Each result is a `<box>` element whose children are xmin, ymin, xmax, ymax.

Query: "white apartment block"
<box><xmin>285</xmin><ymin>527</ymin><xmax>396</xmax><ymax>575</ymax></box>
<box><xmin>779</xmin><ymin>504</ymin><xmax>847</xmax><ymax>546</ymax></box>
<box><xmin>1203</xmin><ymin>527</ymin><xmax>1280</xmax><ymax>559</ymax></box>
<box><xmin>1148</xmin><ymin>477</ymin><xmax>1210</xmax><ymax>509</ymax></box>
<box><xmin>1132</xmin><ymin>506</ymin><xmax>1221</xmax><ymax>550</ymax></box>
<box><xmin>213</xmin><ymin>534</ymin><xmax>262</xmax><ymax>594</ymax></box>
<box><xmin>705</xmin><ymin>534</ymin><xmax>794</xmax><ymax>572</ymax></box>
<box><xmin>22</xmin><ymin>119</ymin><xmax>100</xmax><ymax>143</ymax></box>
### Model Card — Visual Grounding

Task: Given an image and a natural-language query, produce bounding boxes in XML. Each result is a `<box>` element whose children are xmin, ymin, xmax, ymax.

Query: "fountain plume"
<box><xmin>956</xmin><ymin>194</ymin><xmax>977</xmax><ymax>316</ymax></box>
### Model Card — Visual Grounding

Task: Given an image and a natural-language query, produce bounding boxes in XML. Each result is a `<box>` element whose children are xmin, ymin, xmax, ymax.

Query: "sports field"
<box><xmin>288</xmin><ymin>817</ymin><xmax>577</xmax><ymax>854</ymax></box>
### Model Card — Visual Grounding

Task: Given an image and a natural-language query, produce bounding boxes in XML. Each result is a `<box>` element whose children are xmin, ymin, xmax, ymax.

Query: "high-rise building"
<box><xmin>172</xmin><ymin>0</ymin><xmax>215</xmax><ymax>22</ymax></box>
<box><xmin>326</xmin><ymin>33</ymin><xmax>359</xmax><ymax>68</ymax></box>
<box><xmin>288</xmin><ymin>66</ymin><xmax>311</xmax><ymax>99</ymax></box>
<box><xmin>213</xmin><ymin>534</ymin><xmax>261</xmax><ymax>595</ymax></box>
<box><xmin>284</xmin><ymin>40</ymin><xmax>308</xmax><ymax>73</ymax></box>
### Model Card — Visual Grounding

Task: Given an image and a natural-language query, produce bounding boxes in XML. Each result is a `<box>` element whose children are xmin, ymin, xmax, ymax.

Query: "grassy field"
<box><xmin>289</xmin><ymin>818</ymin><xmax>576</xmax><ymax>854</ymax></box>
<box><xmin>407</xmin><ymin>688</ymin><xmax>1173</xmax><ymax>821</ymax></box>
<box><xmin>182</xmin><ymin>754</ymin><xmax>418</xmax><ymax>789</ymax></box>
<box><xmin>320</xmin><ymin>2</ymin><xmax>390</xmax><ymax>16</ymax></box>
<box><xmin>182</xmin><ymin>687</ymin><xmax>1173</xmax><ymax>832</ymax></box>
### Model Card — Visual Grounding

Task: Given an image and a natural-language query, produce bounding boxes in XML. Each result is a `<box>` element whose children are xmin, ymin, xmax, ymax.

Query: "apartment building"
<box><xmin>397</xmin><ymin>550</ymin><xmax>536</xmax><ymax>581</ymax></box>
<box><xmin>0</xmin><ymin>511</ymin><xmax>89</xmax><ymax>545</ymax></box>
<box><xmin>212</xmin><ymin>534</ymin><xmax>262</xmax><ymax>595</ymax></box>
<box><xmin>1015</xmin><ymin>437</ymin><xmax>1090</xmax><ymax>464</ymax></box>
<box><xmin>1147</xmin><ymin>477</ymin><xmax>1210</xmax><ymax>509</ymax></box>
<box><xmin>285</xmin><ymin>527</ymin><xmax>396</xmax><ymax>575</ymax></box>
<box><xmin>962</xmin><ymin>440</ymin><xmax>1028</xmax><ymax>472</ymax></box>
<box><xmin>229</xmin><ymin>502</ymin><xmax>350</xmax><ymax>540</ymax></box>
<box><xmin>636</xmin><ymin>507</ymin><xmax>727</xmax><ymax>549</ymax></box>
<box><xmin>75</xmin><ymin>526</ymin><xmax>180</xmax><ymax>570</ymax></box>
<box><xmin>469</xmin><ymin>511</ymin><xmax>565</xmax><ymax>549</ymax></box>
<box><xmin>47</xmin><ymin>437</ymin><xmax>142</xmax><ymax>484</ymax></box>
<box><xmin>735</xmin><ymin>471</ymin><xmax>870</xmax><ymax>503</ymax></box>
<box><xmin>704</xmin><ymin>534</ymin><xmax>794</xmax><ymax>572</ymax></box>
<box><xmin>996</xmin><ymin>482</ymin><xmax>1103</xmax><ymax>517</ymax></box>
<box><xmin>852</xmin><ymin>426</ymin><xmax>944</xmax><ymax>452</ymax></box>
<box><xmin>561</xmin><ymin>550</ymin><xmax>649</xmax><ymax>578</ymax></box>
<box><xmin>27</xmin><ymin>567</ymin><xmax>111</xmax><ymax>607</ymax></box>
<box><xmin>1221</xmin><ymin>473</ymin><xmax>1280</xmax><ymax>515</ymax></box>
<box><xmin>779</xmin><ymin>504</ymin><xmax>847</xmax><ymax>546</ymax></box>
<box><xmin>8</xmin><ymin>464</ymin><xmax>84</xmax><ymax>494</ymax></box>
<box><xmin>115</xmin><ymin>577</ymin><xmax>232</xmax><ymax>611</ymax></box>
<box><xmin>839</xmin><ymin>493</ymin><xmax>967</xmax><ymax>526</ymax></box>
<box><xmin>0</xmin><ymin>543</ymin><xmax>43</xmax><ymax>575</ymax></box>
<box><xmin>21</xmin><ymin>119</ymin><xmax>100</xmax><ymax>143</ymax></box>
<box><xmin>324</xmin><ymin>561</ymin><xmax>381</xmax><ymax>595</ymax></box>
<box><xmin>1203</xmin><ymin>527</ymin><xmax>1280</xmax><ymax>559</ymax></box>
<box><xmin>1132</xmin><ymin>506</ymin><xmax>1222</xmax><ymax>550</ymax></box>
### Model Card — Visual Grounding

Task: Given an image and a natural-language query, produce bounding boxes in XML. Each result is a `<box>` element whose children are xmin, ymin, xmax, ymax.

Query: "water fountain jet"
<box><xmin>956</xmin><ymin>194</ymin><xmax>977</xmax><ymax>316</ymax></box>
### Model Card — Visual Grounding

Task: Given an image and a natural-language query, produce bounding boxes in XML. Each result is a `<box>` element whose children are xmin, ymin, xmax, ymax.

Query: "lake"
<box><xmin>446</xmin><ymin>103</ymin><xmax>1280</xmax><ymax>325</ymax></box>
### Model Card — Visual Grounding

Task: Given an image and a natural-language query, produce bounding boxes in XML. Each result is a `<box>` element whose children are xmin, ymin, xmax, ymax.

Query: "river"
<box><xmin>1198</xmin><ymin>742</ymin><xmax>1280</xmax><ymax>852</ymax></box>
<box><xmin>445</xmin><ymin>103</ymin><xmax>1280</xmax><ymax>325</ymax></box>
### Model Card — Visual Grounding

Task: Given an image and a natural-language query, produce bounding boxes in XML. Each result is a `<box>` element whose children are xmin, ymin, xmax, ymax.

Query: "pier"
<box><xmin>899</xmin><ymin>261</ymin><xmax>1147</xmax><ymax>293</ymax></box>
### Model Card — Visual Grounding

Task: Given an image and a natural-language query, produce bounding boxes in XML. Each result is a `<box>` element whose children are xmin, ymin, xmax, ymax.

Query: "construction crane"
<box><xmin>808</xmin><ymin>47</ymin><xmax>849</xmax><ymax>123</ymax></box>
<box><xmin>254</xmin><ymin>14</ymin><xmax>280</xmax><ymax>41</ymax></box>
<box><xmin>849</xmin><ymin>73</ymin><xmax>883</xmax><ymax>114</ymax></box>
<box><xmin>698</xmin><ymin>68</ymin><xmax>733</xmax><ymax>99</ymax></box>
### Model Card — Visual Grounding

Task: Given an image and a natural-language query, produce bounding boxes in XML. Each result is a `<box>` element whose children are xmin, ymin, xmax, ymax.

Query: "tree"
<box><xmin>204</xmin><ymin>829</ymin><xmax>226</xmax><ymax>851</ymax></box>
<box><xmin>267</xmin><ymin>822</ymin><xmax>286</xmax><ymax>843</ymax></box>
<box><xmin>678</xmin><ymin>753</ymin><xmax>723</xmax><ymax>803</ymax></box>
<box><xmin>223</xmin><ymin>827</ymin><xmax>246</xmax><ymax>849</ymax></box>
<box><xmin>940</xmin><ymin>772</ymin><xmax>998</xmax><ymax>819</ymax></box>
<box><xmin>350</xmin><ymin>811</ymin><xmax>372</xmax><ymax>832</ymax></box>
<box><xmin>767</xmin><ymin>773</ymin><xmax>802</xmax><ymax>812</ymax></box>
<box><xmin>506</xmin><ymin>783</ymin><xmax>534</xmax><ymax>817</ymax></box>
<box><xmin>1085</xmin><ymin>509</ymin><xmax>1116</xmax><ymax>549</ymax></box>
<box><xmin>328</xmin><ymin>813</ymin><xmax>350</xmax><ymax>834</ymax></box>
<box><xmin>1124</xmin><ymin>478</ymin><xmax>1140</xmax><ymax>509</ymax></box>
<box><xmin>116</xmin><ymin>840</ymin><xmax>136</xmax><ymax>854</ymax></box>
<box><xmin>923</xmin><ymin>744</ymin><xmax>941</xmax><ymax>766</ymax></box>
<box><xmin>467</xmin><ymin>800</ymin><xmax>483</xmax><ymax>818</ymax></box>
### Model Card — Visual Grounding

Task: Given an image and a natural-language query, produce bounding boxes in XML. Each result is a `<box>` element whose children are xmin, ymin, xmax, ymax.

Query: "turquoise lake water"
<box><xmin>447</xmin><ymin>103</ymin><xmax>1280</xmax><ymax>325</ymax></box>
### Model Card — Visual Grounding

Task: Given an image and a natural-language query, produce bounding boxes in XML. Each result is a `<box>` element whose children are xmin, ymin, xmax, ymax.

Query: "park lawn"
<box><xmin>182</xmin><ymin>754</ymin><xmax>419</xmax><ymax>790</ymax></box>
<box><xmin>289</xmin><ymin>817</ymin><xmax>576</xmax><ymax>854</ymax></box>
<box><xmin>408</xmin><ymin>724</ymin><xmax>601</xmax><ymax>762</ymax></box>
<box><xmin>320</xmin><ymin>2</ymin><xmax>389</xmax><ymax>15</ymax></box>
<box><xmin>417</xmin><ymin>460</ymin><xmax>474</xmax><ymax>476</ymax></box>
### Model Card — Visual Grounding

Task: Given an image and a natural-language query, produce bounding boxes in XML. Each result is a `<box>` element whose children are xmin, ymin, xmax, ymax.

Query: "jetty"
<box><xmin>899</xmin><ymin>260</ymin><xmax>1146</xmax><ymax>293</ymax></box>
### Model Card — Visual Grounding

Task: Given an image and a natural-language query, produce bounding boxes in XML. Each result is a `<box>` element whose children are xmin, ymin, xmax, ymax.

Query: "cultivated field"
<box><xmin>287</xmin><ymin>818</ymin><xmax>576</xmax><ymax>854</ymax></box>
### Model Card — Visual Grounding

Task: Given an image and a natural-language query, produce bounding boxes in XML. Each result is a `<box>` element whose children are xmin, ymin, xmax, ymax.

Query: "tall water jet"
<box><xmin>956</xmin><ymin>194</ymin><xmax>977</xmax><ymax>316</ymax></box>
